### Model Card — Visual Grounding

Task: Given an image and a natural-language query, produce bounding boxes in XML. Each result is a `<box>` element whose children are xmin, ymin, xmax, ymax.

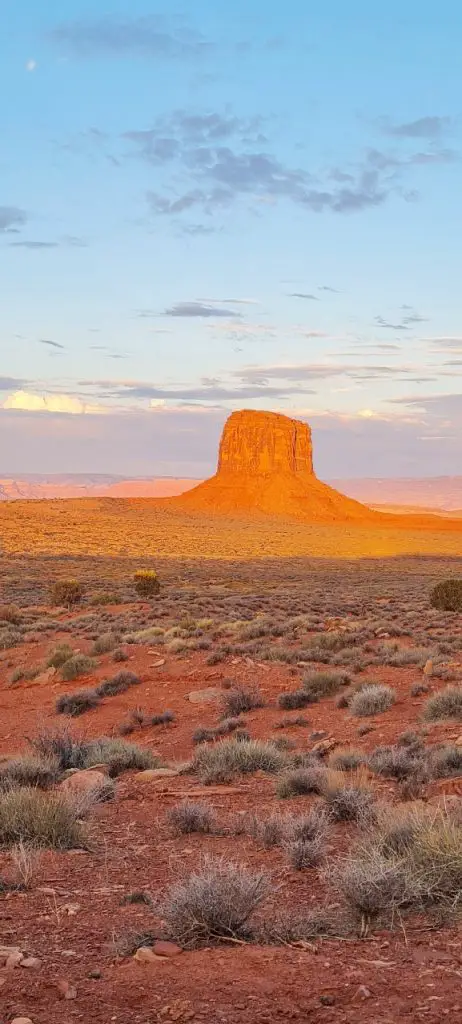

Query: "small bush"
<box><xmin>274</xmin><ymin>716</ymin><xmax>309</xmax><ymax>729</ymax></box>
<box><xmin>29</xmin><ymin>726</ymin><xmax>88</xmax><ymax>771</ymax></box>
<box><xmin>0</xmin><ymin>604</ymin><xmax>21</xmax><ymax>625</ymax></box>
<box><xmin>60</xmin><ymin>654</ymin><xmax>96</xmax><ymax>682</ymax></box>
<box><xmin>56</xmin><ymin>688</ymin><xmax>101</xmax><ymax>717</ymax></box>
<box><xmin>161</xmin><ymin>857</ymin><xmax>270</xmax><ymax>947</ymax></box>
<box><xmin>349</xmin><ymin>684</ymin><xmax>396</xmax><ymax>718</ymax></box>
<box><xmin>167</xmin><ymin>800</ymin><xmax>216</xmax><ymax>835</ymax></box>
<box><xmin>193</xmin><ymin>738</ymin><xmax>288</xmax><ymax>784</ymax></box>
<box><xmin>151</xmin><ymin>710</ymin><xmax>175</xmax><ymax>726</ymax></box>
<box><xmin>368</xmin><ymin>745</ymin><xmax>426</xmax><ymax>782</ymax></box>
<box><xmin>0</xmin><ymin>787</ymin><xmax>85</xmax><ymax>849</ymax></box>
<box><xmin>430</xmin><ymin>578</ymin><xmax>462</xmax><ymax>612</ymax></box>
<box><xmin>96</xmin><ymin>670</ymin><xmax>140</xmax><ymax>697</ymax></box>
<box><xmin>423</xmin><ymin>686</ymin><xmax>462</xmax><ymax>722</ymax></box>
<box><xmin>330</xmin><ymin>846</ymin><xmax>416</xmax><ymax>924</ymax></box>
<box><xmin>278</xmin><ymin>689</ymin><xmax>313</xmax><ymax>711</ymax></box>
<box><xmin>0</xmin><ymin>628</ymin><xmax>21</xmax><ymax>650</ymax></box>
<box><xmin>302</xmin><ymin>670</ymin><xmax>350</xmax><ymax>702</ymax></box>
<box><xmin>134</xmin><ymin>569</ymin><xmax>160</xmax><ymax>599</ymax></box>
<box><xmin>221</xmin><ymin>685</ymin><xmax>264</xmax><ymax>717</ymax></box>
<box><xmin>247</xmin><ymin>811</ymin><xmax>290</xmax><ymax>849</ymax></box>
<box><xmin>329</xmin><ymin>747</ymin><xmax>365</xmax><ymax>772</ymax></box>
<box><xmin>429</xmin><ymin>744</ymin><xmax>462</xmax><ymax>778</ymax></box>
<box><xmin>82</xmin><ymin>737</ymin><xmax>159</xmax><ymax>777</ymax></box>
<box><xmin>321</xmin><ymin>770</ymin><xmax>375</xmax><ymax>823</ymax></box>
<box><xmin>285</xmin><ymin>805</ymin><xmax>331</xmax><ymax>869</ymax></box>
<box><xmin>411</xmin><ymin>682</ymin><xmax>429</xmax><ymax>697</ymax></box>
<box><xmin>91</xmin><ymin>633</ymin><xmax>118</xmax><ymax>655</ymax></box>
<box><xmin>113</xmin><ymin>648</ymin><xmax>129</xmax><ymax>663</ymax></box>
<box><xmin>50</xmin><ymin>579</ymin><xmax>84</xmax><ymax>609</ymax></box>
<box><xmin>0</xmin><ymin>755</ymin><xmax>60</xmax><ymax>791</ymax></box>
<box><xmin>47</xmin><ymin>643</ymin><xmax>75</xmax><ymax>669</ymax></box>
<box><xmin>276</xmin><ymin>765</ymin><xmax>325</xmax><ymax>799</ymax></box>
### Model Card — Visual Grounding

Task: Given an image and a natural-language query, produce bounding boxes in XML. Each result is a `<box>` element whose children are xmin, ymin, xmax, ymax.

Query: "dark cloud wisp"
<box><xmin>49</xmin><ymin>16</ymin><xmax>210</xmax><ymax>60</ymax></box>
<box><xmin>164</xmin><ymin>301</ymin><xmax>242</xmax><ymax>319</ymax></box>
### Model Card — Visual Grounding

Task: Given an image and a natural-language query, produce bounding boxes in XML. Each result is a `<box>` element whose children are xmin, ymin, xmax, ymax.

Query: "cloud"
<box><xmin>318</xmin><ymin>285</ymin><xmax>338</xmax><ymax>293</ymax></box>
<box><xmin>9</xmin><ymin>235</ymin><xmax>87</xmax><ymax>250</ymax></box>
<box><xmin>26</xmin><ymin>59</ymin><xmax>37</xmax><ymax>72</ymax></box>
<box><xmin>381</xmin><ymin>116</ymin><xmax>451</xmax><ymax>139</ymax></box>
<box><xmin>375</xmin><ymin>316</ymin><xmax>409</xmax><ymax>331</ymax></box>
<box><xmin>0</xmin><ymin>206</ymin><xmax>28</xmax><ymax>234</ymax></box>
<box><xmin>426</xmin><ymin>337</ymin><xmax>462</xmax><ymax>352</ymax></box>
<box><xmin>38</xmin><ymin>339</ymin><xmax>65</xmax><ymax>350</ymax></box>
<box><xmin>236</xmin><ymin>361</ymin><xmax>423</xmax><ymax>385</ymax></box>
<box><xmin>49</xmin><ymin>16</ymin><xmax>210</xmax><ymax>60</ymax></box>
<box><xmin>164</xmin><ymin>301</ymin><xmax>242</xmax><ymax>318</ymax></box>
<box><xmin>3</xmin><ymin>391</ymin><xmax>104</xmax><ymax>415</ymax></box>
<box><xmin>289</xmin><ymin>292</ymin><xmax>319</xmax><ymax>301</ymax></box>
<box><xmin>0</xmin><ymin>377</ymin><xmax>25</xmax><ymax>391</ymax></box>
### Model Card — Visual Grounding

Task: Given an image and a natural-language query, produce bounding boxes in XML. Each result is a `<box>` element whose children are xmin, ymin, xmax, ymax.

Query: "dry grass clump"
<box><xmin>29</xmin><ymin>726</ymin><xmax>89</xmax><ymax>771</ymax></box>
<box><xmin>430</xmin><ymin>578</ymin><xmax>462</xmax><ymax>612</ymax></box>
<box><xmin>274</xmin><ymin>715</ymin><xmax>309</xmax><ymax>730</ymax></box>
<box><xmin>0</xmin><ymin>754</ymin><xmax>60</xmax><ymax>791</ymax></box>
<box><xmin>50</xmin><ymin>578</ymin><xmax>84</xmax><ymax>608</ymax></box>
<box><xmin>301</xmin><ymin>670</ymin><xmax>350</xmax><ymax>702</ymax></box>
<box><xmin>368</xmin><ymin>744</ymin><xmax>427</xmax><ymax>782</ymax></box>
<box><xmin>134</xmin><ymin>569</ymin><xmax>160</xmax><ymax>599</ymax></box>
<box><xmin>284</xmin><ymin>805</ymin><xmax>331</xmax><ymax>870</ymax></box>
<box><xmin>60</xmin><ymin>654</ymin><xmax>96</xmax><ymax>682</ymax></box>
<box><xmin>329</xmin><ymin>747</ymin><xmax>365</xmax><ymax>772</ymax></box>
<box><xmin>46</xmin><ymin>643</ymin><xmax>75</xmax><ymax>669</ymax></box>
<box><xmin>278</xmin><ymin>689</ymin><xmax>313</xmax><ymax>711</ymax></box>
<box><xmin>349</xmin><ymin>684</ymin><xmax>396</xmax><ymax>718</ymax></box>
<box><xmin>82</xmin><ymin>737</ymin><xmax>160</xmax><ymax>777</ymax></box>
<box><xmin>320</xmin><ymin>769</ymin><xmax>375</xmax><ymax>823</ymax></box>
<box><xmin>56</xmin><ymin>688</ymin><xmax>101</xmax><ymax>717</ymax></box>
<box><xmin>91</xmin><ymin>632</ymin><xmax>118</xmax><ymax>655</ymax></box>
<box><xmin>276</xmin><ymin>764</ymin><xmax>325</xmax><ymax>799</ymax></box>
<box><xmin>0</xmin><ymin>787</ymin><xmax>85</xmax><ymax>849</ymax></box>
<box><xmin>192</xmin><ymin>718</ymin><xmax>242</xmax><ymax>745</ymax></box>
<box><xmin>160</xmin><ymin>857</ymin><xmax>270</xmax><ymax>947</ymax></box>
<box><xmin>0</xmin><ymin>603</ymin><xmax>22</xmax><ymax>624</ymax></box>
<box><xmin>423</xmin><ymin>686</ymin><xmax>462</xmax><ymax>721</ymax></box>
<box><xmin>167</xmin><ymin>800</ymin><xmax>217</xmax><ymax>835</ymax></box>
<box><xmin>193</xmin><ymin>738</ymin><xmax>288</xmax><ymax>784</ymax></box>
<box><xmin>428</xmin><ymin>744</ymin><xmax>462</xmax><ymax>778</ymax></box>
<box><xmin>96</xmin><ymin>670</ymin><xmax>140</xmax><ymax>697</ymax></box>
<box><xmin>221</xmin><ymin>685</ymin><xmax>264</xmax><ymax>717</ymax></box>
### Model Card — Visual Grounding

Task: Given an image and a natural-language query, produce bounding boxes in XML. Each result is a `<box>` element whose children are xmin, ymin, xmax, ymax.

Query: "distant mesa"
<box><xmin>174</xmin><ymin>409</ymin><xmax>375</xmax><ymax>521</ymax></box>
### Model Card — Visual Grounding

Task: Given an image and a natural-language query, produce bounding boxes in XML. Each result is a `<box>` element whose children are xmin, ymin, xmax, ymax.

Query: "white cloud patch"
<box><xmin>3</xmin><ymin>390</ymin><xmax>105</xmax><ymax>415</ymax></box>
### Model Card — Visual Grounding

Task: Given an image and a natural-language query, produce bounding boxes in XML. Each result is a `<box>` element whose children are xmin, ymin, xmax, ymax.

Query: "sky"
<box><xmin>1</xmin><ymin>0</ymin><xmax>462</xmax><ymax>479</ymax></box>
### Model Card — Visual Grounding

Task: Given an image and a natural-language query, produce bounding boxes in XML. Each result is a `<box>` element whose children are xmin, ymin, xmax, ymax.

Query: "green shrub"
<box><xmin>423</xmin><ymin>686</ymin><xmax>462</xmax><ymax>722</ymax></box>
<box><xmin>50</xmin><ymin>579</ymin><xmax>84</xmax><ymax>609</ymax></box>
<box><xmin>60</xmin><ymin>654</ymin><xmax>96</xmax><ymax>681</ymax></box>
<box><xmin>161</xmin><ymin>857</ymin><xmax>270</xmax><ymax>947</ymax></box>
<box><xmin>302</xmin><ymin>670</ymin><xmax>350</xmax><ymax>702</ymax></box>
<box><xmin>278</xmin><ymin>690</ymin><xmax>313</xmax><ymax>710</ymax></box>
<box><xmin>56</xmin><ymin>688</ymin><xmax>101</xmax><ymax>717</ymax></box>
<box><xmin>0</xmin><ymin>787</ymin><xmax>85</xmax><ymax>849</ymax></box>
<box><xmin>96</xmin><ymin>670</ymin><xmax>140</xmax><ymax>697</ymax></box>
<box><xmin>430</xmin><ymin>578</ymin><xmax>462</xmax><ymax>612</ymax></box>
<box><xmin>276</xmin><ymin>765</ymin><xmax>325</xmax><ymax>799</ymax></box>
<box><xmin>91</xmin><ymin>633</ymin><xmax>118</xmax><ymax>655</ymax></box>
<box><xmin>0</xmin><ymin>754</ymin><xmax>60</xmax><ymax>791</ymax></box>
<box><xmin>349</xmin><ymin>684</ymin><xmax>396</xmax><ymax>717</ymax></box>
<box><xmin>134</xmin><ymin>569</ymin><xmax>160</xmax><ymax>599</ymax></box>
<box><xmin>329</xmin><ymin>747</ymin><xmax>365</xmax><ymax>772</ymax></box>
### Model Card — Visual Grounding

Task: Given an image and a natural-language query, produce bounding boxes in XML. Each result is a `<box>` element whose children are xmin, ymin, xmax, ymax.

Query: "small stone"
<box><xmin>134</xmin><ymin>946</ymin><xmax>164</xmax><ymax>964</ymax></box>
<box><xmin>88</xmin><ymin>969</ymin><xmax>102</xmax><ymax>979</ymax></box>
<box><xmin>11</xmin><ymin>1018</ymin><xmax>34</xmax><ymax>1024</ymax></box>
<box><xmin>153</xmin><ymin>941</ymin><xmax>183</xmax><ymax>958</ymax></box>
<box><xmin>20</xmin><ymin>956</ymin><xmax>41</xmax><ymax>969</ymax></box>
<box><xmin>56</xmin><ymin>978</ymin><xmax>77</xmax><ymax>999</ymax></box>
<box><xmin>6</xmin><ymin>951</ymin><xmax>24</xmax><ymax>968</ymax></box>
<box><xmin>135</xmin><ymin>768</ymin><xmax>179</xmax><ymax>781</ymax></box>
<box><xmin>355</xmin><ymin>985</ymin><xmax>372</xmax><ymax>1000</ymax></box>
<box><xmin>310</xmin><ymin>731</ymin><xmax>328</xmax><ymax>741</ymax></box>
<box><xmin>186</xmin><ymin>687</ymin><xmax>222</xmax><ymax>705</ymax></box>
<box><xmin>151</xmin><ymin>659</ymin><xmax>166</xmax><ymax>667</ymax></box>
<box><xmin>0</xmin><ymin>945</ymin><xmax>22</xmax><ymax>966</ymax></box>
<box><xmin>60</xmin><ymin>769</ymin><xmax>110</xmax><ymax>800</ymax></box>
<box><xmin>319</xmin><ymin>995</ymin><xmax>335</xmax><ymax>1006</ymax></box>
<box><xmin>423</xmin><ymin>659</ymin><xmax>433</xmax><ymax>677</ymax></box>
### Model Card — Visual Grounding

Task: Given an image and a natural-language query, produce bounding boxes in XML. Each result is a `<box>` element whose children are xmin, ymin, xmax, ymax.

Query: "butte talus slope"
<box><xmin>174</xmin><ymin>409</ymin><xmax>377</xmax><ymax>522</ymax></box>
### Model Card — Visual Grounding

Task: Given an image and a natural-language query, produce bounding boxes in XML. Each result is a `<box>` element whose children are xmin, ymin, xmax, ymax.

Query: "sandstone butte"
<box><xmin>174</xmin><ymin>409</ymin><xmax>380</xmax><ymax>522</ymax></box>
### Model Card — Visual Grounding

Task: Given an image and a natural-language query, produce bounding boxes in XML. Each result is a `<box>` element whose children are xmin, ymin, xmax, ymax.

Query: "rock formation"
<box><xmin>175</xmin><ymin>409</ymin><xmax>376</xmax><ymax>521</ymax></box>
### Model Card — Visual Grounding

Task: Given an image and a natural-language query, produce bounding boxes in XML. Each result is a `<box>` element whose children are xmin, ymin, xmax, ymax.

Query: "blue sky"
<box><xmin>1</xmin><ymin>0</ymin><xmax>461</xmax><ymax>477</ymax></box>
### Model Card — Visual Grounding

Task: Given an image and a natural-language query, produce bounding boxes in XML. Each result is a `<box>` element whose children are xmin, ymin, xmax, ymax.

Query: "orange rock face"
<box><xmin>176</xmin><ymin>409</ymin><xmax>376</xmax><ymax>521</ymax></box>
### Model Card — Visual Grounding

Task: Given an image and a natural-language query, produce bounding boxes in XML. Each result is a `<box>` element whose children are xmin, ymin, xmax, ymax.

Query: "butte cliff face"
<box><xmin>176</xmin><ymin>409</ymin><xmax>376</xmax><ymax>521</ymax></box>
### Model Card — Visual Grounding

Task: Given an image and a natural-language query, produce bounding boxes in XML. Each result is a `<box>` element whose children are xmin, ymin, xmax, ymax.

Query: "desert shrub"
<box><xmin>56</xmin><ymin>688</ymin><xmax>101</xmax><ymax>717</ymax></box>
<box><xmin>60</xmin><ymin>654</ymin><xmax>96</xmax><ymax>682</ymax></box>
<box><xmin>261</xmin><ymin>906</ymin><xmax>344</xmax><ymax>944</ymax></box>
<box><xmin>151</xmin><ymin>710</ymin><xmax>175</xmax><ymax>726</ymax></box>
<box><xmin>82</xmin><ymin>737</ymin><xmax>159</xmax><ymax>777</ymax></box>
<box><xmin>9</xmin><ymin>668</ymin><xmax>25</xmax><ymax>684</ymax></box>
<box><xmin>423</xmin><ymin>686</ymin><xmax>462</xmax><ymax>721</ymax></box>
<box><xmin>89</xmin><ymin>591</ymin><xmax>120</xmax><ymax>606</ymax></box>
<box><xmin>302</xmin><ymin>670</ymin><xmax>350</xmax><ymax>702</ymax></box>
<box><xmin>50</xmin><ymin>579</ymin><xmax>84</xmax><ymax>609</ymax></box>
<box><xmin>160</xmin><ymin>857</ymin><xmax>270</xmax><ymax>947</ymax></box>
<box><xmin>329</xmin><ymin>747</ymin><xmax>365</xmax><ymax>772</ymax></box>
<box><xmin>276</xmin><ymin>765</ymin><xmax>325</xmax><ymax>799</ymax></box>
<box><xmin>134</xmin><ymin>569</ymin><xmax>160</xmax><ymax>599</ymax></box>
<box><xmin>29</xmin><ymin>726</ymin><xmax>88</xmax><ymax>770</ymax></box>
<box><xmin>406</xmin><ymin>813</ymin><xmax>462</xmax><ymax>908</ymax></box>
<box><xmin>113</xmin><ymin>648</ymin><xmax>129</xmax><ymax>663</ymax></box>
<box><xmin>0</xmin><ymin>754</ymin><xmax>60</xmax><ymax>791</ymax></box>
<box><xmin>278</xmin><ymin>689</ymin><xmax>313</xmax><ymax>710</ymax></box>
<box><xmin>247</xmin><ymin>811</ymin><xmax>291</xmax><ymax>849</ymax></box>
<box><xmin>0</xmin><ymin>604</ymin><xmax>21</xmax><ymax>624</ymax></box>
<box><xmin>330</xmin><ymin>846</ymin><xmax>416</xmax><ymax>925</ymax></box>
<box><xmin>285</xmin><ymin>804</ymin><xmax>331</xmax><ymax>870</ymax></box>
<box><xmin>368</xmin><ymin>745</ymin><xmax>426</xmax><ymax>782</ymax></box>
<box><xmin>46</xmin><ymin>643</ymin><xmax>75</xmax><ymax>669</ymax></box>
<box><xmin>349</xmin><ymin>684</ymin><xmax>396</xmax><ymax>718</ymax></box>
<box><xmin>430</xmin><ymin>578</ymin><xmax>462</xmax><ymax>612</ymax></box>
<box><xmin>193</xmin><ymin>738</ymin><xmax>288</xmax><ymax>784</ymax></box>
<box><xmin>274</xmin><ymin>716</ymin><xmax>309</xmax><ymax>729</ymax></box>
<box><xmin>167</xmin><ymin>800</ymin><xmax>216</xmax><ymax>835</ymax></box>
<box><xmin>91</xmin><ymin>633</ymin><xmax>118</xmax><ymax>655</ymax></box>
<box><xmin>221</xmin><ymin>685</ymin><xmax>264</xmax><ymax>717</ymax></box>
<box><xmin>321</xmin><ymin>770</ymin><xmax>375</xmax><ymax>823</ymax></box>
<box><xmin>96</xmin><ymin>670</ymin><xmax>140</xmax><ymax>697</ymax></box>
<box><xmin>0</xmin><ymin>628</ymin><xmax>21</xmax><ymax>650</ymax></box>
<box><xmin>0</xmin><ymin>787</ymin><xmax>84</xmax><ymax>849</ymax></box>
<box><xmin>429</xmin><ymin>744</ymin><xmax>462</xmax><ymax>778</ymax></box>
